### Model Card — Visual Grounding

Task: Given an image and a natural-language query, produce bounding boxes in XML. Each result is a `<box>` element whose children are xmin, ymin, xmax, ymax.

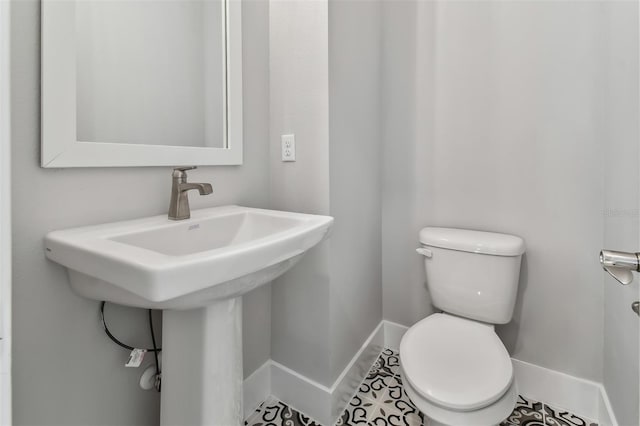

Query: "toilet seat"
<box><xmin>399</xmin><ymin>313</ymin><xmax>513</xmax><ymax>411</ymax></box>
<box><xmin>402</xmin><ymin>369</ymin><xmax>518</xmax><ymax>426</ymax></box>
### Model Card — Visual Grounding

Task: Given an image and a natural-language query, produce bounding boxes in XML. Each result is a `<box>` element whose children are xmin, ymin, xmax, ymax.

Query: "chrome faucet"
<box><xmin>168</xmin><ymin>166</ymin><xmax>213</xmax><ymax>220</ymax></box>
<box><xmin>600</xmin><ymin>249</ymin><xmax>640</xmax><ymax>285</ymax></box>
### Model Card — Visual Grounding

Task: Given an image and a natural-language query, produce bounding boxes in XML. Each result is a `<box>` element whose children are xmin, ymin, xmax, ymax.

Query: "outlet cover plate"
<box><xmin>281</xmin><ymin>134</ymin><xmax>296</xmax><ymax>162</ymax></box>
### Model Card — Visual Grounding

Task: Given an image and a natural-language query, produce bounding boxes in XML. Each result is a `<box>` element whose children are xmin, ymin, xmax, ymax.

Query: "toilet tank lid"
<box><xmin>419</xmin><ymin>227</ymin><xmax>525</xmax><ymax>256</ymax></box>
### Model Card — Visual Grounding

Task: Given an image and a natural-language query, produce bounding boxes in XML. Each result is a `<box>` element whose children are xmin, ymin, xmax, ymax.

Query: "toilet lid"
<box><xmin>399</xmin><ymin>314</ymin><xmax>513</xmax><ymax>411</ymax></box>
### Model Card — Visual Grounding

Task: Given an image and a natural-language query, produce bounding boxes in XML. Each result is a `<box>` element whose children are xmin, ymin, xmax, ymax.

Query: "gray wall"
<box><xmin>269</xmin><ymin>0</ymin><xmax>383</xmax><ymax>387</ymax></box>
<box><xmin>381</xmin><ymin>1</ymin><xmax>607</xmax><ymax>382</ymax></box>
<box><xmin>269</xmin><ymin>0</ymin><xmax>333</xmax><ymax>386</ymax></box>
<box><xmin>11</xmin><ymin>1</ymin><xmax>270</xmax><ymax>424</ymax></box>
<box><xmin>602</xmin><ymin>2</ymin><xmax>639</xmax><ymax>425</ymax></box>
<box><xmin>328</xmin><ymin>0</ymin><xmax>383</xmax><ymax>383</ymax></box>
<box><xmin>381</xmin><ymin>0</ymin><xmax>434</xmax><ymax>329</ymax></box>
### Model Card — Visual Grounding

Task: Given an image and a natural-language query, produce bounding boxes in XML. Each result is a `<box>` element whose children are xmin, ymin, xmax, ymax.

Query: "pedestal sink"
<box><xmin>44</xmin><ymin>205</ymin><xmax>333</xmax><ymax>425</ymax></box>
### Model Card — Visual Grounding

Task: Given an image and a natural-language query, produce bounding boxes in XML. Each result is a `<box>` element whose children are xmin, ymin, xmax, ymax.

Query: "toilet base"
<box><xmin>402</xmin><ymin>370</ymin><xmax>517</xmax><ymax>426</ymax></box>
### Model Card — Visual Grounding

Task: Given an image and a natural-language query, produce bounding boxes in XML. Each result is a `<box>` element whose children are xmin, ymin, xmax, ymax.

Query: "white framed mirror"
<box><xmin>41</xmin><ymin>0</ymin><xmax>242</xmax><ymax>168</ymax></box>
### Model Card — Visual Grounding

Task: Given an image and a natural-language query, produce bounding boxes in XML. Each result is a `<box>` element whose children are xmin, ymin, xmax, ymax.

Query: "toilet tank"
<box><xmin>419</xmin><ymin>227</ymin><xmax>525</xmax><ymax>324</ymax></box>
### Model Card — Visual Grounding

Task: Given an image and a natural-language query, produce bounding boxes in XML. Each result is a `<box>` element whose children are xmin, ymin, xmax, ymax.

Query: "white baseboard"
<box><xmin>243</xmin><ymin>322</ymin><xmax>384</xmax><ymax>425</ymax></box>
<box><xmin>512</xmin><ymin>359</ymin><xmax>603</xmax><ymax>422</ymax></box>
<box><xmin>270</xmin><ymin>360</ymin><xmax>332</xmax><ymax>424</ymax></box>
<box><xmin>383</xmin><ymin>319</ymin><xmax>408</xmax><ymax>351</ymax></box>
<box><xmin>244</xmin><ymin>319</ymin><xmax>618</xmax><ymax>426</ymax></box>
<box><xmin>329</xmin><ymin>324</ymin><xmax>384</xmax><ymax>422</ymax></box>
<box><xmin>598</xmin><ymin>385</ymin><xmax>618</xmax><ymax>426</ymax></box>
<box><xmin>242</xmin><ymin>360</ymin><xmax>271</xmax><ymax>420</ymax></box>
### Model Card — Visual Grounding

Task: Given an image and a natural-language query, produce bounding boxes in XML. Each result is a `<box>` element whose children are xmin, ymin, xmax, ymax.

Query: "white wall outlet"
<box><xmin>281</xmin><ymin>134</ymin><xmax>296</xmax><ymax>162</ymax></box>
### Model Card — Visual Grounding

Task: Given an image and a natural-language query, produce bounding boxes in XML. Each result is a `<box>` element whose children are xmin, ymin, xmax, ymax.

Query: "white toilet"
<box><xmin>400</xmin><ymin>227</ymin><xmax>525</xmax><ymax>426</ymax></box>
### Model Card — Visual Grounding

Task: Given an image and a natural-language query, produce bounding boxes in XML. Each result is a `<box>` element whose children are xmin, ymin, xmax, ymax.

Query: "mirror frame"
<box><xmin>41</xmin><ymin>0</ymin><xmax>242</xmax><ymax>168</ymax></box>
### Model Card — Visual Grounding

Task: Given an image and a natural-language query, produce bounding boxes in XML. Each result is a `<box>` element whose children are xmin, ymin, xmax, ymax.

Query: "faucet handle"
<box><xmin>172</xmin><ymin>166</ymin><xmax>197</xmax><ymax>178</ymax></box>
<box><xmin>174</xmin><ymin>166</ymin><xmax>197</xmax><ymax>172</ymax></box>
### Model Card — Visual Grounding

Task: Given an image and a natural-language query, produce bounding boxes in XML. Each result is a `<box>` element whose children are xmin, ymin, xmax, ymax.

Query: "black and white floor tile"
<box><xmin>336</xmin><ymin>348</ymin><xmax>426</xmax><ymax>426</ymax></box>
<box><xmin>244</xmin><ymin>396</ymin><xmax>321</xmax><ymax>426</ymax></box>
<box><xmin>245</xmin><ymin>349</ymin><xmax>599</xmax><ymax>426</ymax></box>
<box><xmin>500</xmin><ymin>395</ymin><xmax>545</xmax><ymax>426</ymax></box>
<box><xmin>500</xmin><ymin>395</ymin><xmax>598</xmax><ymax>426</ymax></box>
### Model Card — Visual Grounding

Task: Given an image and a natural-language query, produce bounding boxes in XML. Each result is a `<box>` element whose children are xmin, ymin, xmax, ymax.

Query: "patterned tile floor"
<box><xmin>501</xmin><ymin>395</ymin><xmax>598</xmax><ymax>426</ymax></box>
<box><xmin>245</xmin><ymin>349</ymin><xmax>598</xmax><ymax>426</ymax></box>
<box><xmin>245</xmin><ymin>396</ymin><xmax>322</xmax><ymax>426</ymax></box>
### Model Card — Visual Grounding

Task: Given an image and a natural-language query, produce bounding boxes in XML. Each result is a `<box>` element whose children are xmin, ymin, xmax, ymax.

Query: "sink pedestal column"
<box><xmin>161</xmin><ymin>298</ymin><xmax>243</xmax><ymax>426</ymax></box>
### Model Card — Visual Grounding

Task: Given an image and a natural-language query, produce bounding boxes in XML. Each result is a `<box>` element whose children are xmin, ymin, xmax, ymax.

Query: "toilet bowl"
<box><xmin>401</xmin><ymin>227</ymin><xmax>525</xmax><ymax>426</ymax></box>
<box><xmin>400</xmin><ymin>314</ymin><xmax>517</xmax><ymax>426</ymax></box>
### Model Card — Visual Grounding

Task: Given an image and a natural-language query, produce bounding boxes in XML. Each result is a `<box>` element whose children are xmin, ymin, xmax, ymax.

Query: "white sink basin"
<box><xmin>45</xmin><ymin>205</ymin><xmax>333</xmax><ymax>426</ymax></box>
<box><xmin>45</xmin><ymin>205</ymin><xmax>333</xmax><ymax>309</ymax></box>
